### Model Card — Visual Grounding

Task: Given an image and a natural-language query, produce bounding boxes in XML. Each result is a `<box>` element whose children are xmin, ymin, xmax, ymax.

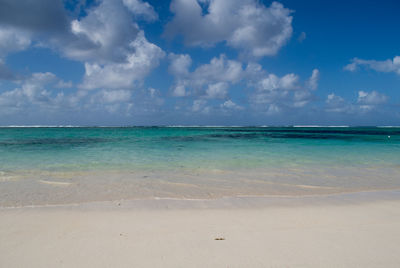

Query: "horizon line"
<box><xmin>0</xmin><ymin>125</ymin><xmax>399</xmax><ymax>128</ymax></box>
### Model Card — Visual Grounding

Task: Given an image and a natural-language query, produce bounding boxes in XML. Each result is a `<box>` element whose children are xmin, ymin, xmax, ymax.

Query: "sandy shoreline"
<box><xmin>1</xmin><ymin>192</ymin><xmax>400</xmax><ymax>267</ymax></box>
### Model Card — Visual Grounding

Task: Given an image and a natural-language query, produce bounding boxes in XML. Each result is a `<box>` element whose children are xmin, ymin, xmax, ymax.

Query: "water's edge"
<box><xmin>2</xmin><ymin>189</ymin><xmax>400</xmax><ymax>210</ymax></box>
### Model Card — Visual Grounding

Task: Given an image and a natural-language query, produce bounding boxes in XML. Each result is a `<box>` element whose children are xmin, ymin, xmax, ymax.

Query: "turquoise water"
<box><xmin>1</xmin><ymin>127</ymin><xmax>400</xmax><ymax>206</ymax></box>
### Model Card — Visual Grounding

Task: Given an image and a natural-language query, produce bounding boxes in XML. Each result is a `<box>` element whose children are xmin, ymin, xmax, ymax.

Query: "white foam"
<box><xmin>293</xmin><ymin>125</ymin><xmax>350</xmax><ymax>128</ymax></box>
<box><xmin>165</xmin><ymin>125</ymin><xmax>246</xmax><ymax>128</ymax></box>
<box><xmin>0</xmin><ymin>125</ymin><xmax>82</xmax><ymax>128</ymax></box>
<box><xmin>39</xmin><ymin>180</ymin><xmax>72</xmax><ymax>186</ymax></box>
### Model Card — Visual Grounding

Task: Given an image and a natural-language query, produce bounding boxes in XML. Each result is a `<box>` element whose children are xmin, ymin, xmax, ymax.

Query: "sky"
<box><xmin>0</xmin><ymin>0</ymin><xmax>399</xmax><ymax>126</ymax></box>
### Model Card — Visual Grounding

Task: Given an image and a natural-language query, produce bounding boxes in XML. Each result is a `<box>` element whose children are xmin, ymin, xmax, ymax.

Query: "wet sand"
<box><xmin>3</xmin><ymin>166</ymin><xmax>400</xmax><ymax>207</ymax></box>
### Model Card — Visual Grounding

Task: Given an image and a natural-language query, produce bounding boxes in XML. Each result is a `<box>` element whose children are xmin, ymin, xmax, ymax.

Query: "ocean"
<box><xmin>1</xmin><ymin>126</ymin><xmax>399</xmax><ymax>206</ymax></box>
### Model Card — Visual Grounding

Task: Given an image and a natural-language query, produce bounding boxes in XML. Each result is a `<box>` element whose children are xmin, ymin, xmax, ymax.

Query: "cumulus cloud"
<box><xmin>65</xmin><ymin>0</ymin><xmax>141</xmax><ymax>63</ymax></box>
<box><xmin>168</xmin><ymin>53</ymin><xmax>192</xmax><ymax>96</ymax></box>
<box><xmin>0</xmin><ymin>71</ymin><xmax>165</xmax><ymax>120</ymax></box>
<box><xmin>80</xmin><ymin>31</ymin><xmax>165</xmax><ymax>90</ymax></box>
<box><xmin>0</xmin><ymin>0</ymin><xmax>160</xmax><ymax>65</ymax></box>
<box><xmin>220</xmin><ymin>100</ymin><xmax>243</xmax><ymax>110</ymax></box>
<box><xmin>344</xmin><ymin>56</ymin><xmax>400</xmax><ymax>75</ymax></box>
<box><xmin>82</xmin><ymin>87</ymin><xmax>163</xmax><ymax>116</ymax></box>
<box><xmin>168</xmin><ymin>53</ymin><xmax>320</xmax><ymax>114</ymax></box>
<box><xmin>325</xmin><ymin>93</ymin><xmax>351</xmax><ymax>113</ymax></box>
<box><xmin>171</xmin><ymin>84</ymin><xmax>187</xmax><ymax>97</ymax></box>
<box><xmin>357</xmin><ymin>90</ymin><xmax>388</xmax><ymax>105</ymax></box>
<box><xmin>0</xmin><ymin>72</ymin><xmax>70</xmax><ymax>113</ymax></box>
<box><xmin>165</xmin><ymin>0</ymin><xmax>293</xmax><ymax>58</ymax></box>
<box><xmin>62</xmin><ymin>0</ymin><xmax>165</xmax><ymax>90</ymax></box>
<box><xmin>168</xmin><ymin>54</ymin><xmax>243</xmax><ymax>99</ymax></box>
<box><xmin>55</xmin><ymin>80</ymin><xmax>73</xmax><ymax>89</ymax></box>
<box><xmin>168</xmin><ymin>53</ymin><xmax>192</xmax><ymax>77</ymax></box>
<box><xmin>205</xmin><ymin>82</ymin><xmax>228</xmax><ymax>99</ymax></box>
<box><xmin>0</xmin><ymin>27</ymin><xmax>31</xmax><ymax>57</ymax></box>
<box><xmin>325</xmin><ymin>90</ymin><xmax>388</xmax><ymax>114</ymax></box>
<box><xmin>191</xmin><ymin>54</ymin><xmax>243</xmax><ymax>84</ymax></box>
<box><xmin>307</xmin><ymin>69</ymin><xmax>320</xmax><ymax>90</ymax></box>
<box><xmin>292</xmin><ymin>90</ymin><xmax>313</xmax><ymax>108</ymax></box>
<box><xmin>192</xmin><ymin>99</ymin><xmax>208</xmax><ymax>113</ymax></box>
<box><xmin>0</xmin><ymin>0</ymin><xmax>163</xmax><ymax>92</ymax></box>
<box><xmin>86</xmin><ymin>88</ymin><xmax>132</xmax><ymax>114</ymax></box>
<box><xmin>122</xmin><ymin>0</ymin><xmax>158</xmax><ymax>21</ymax></box>
<box><xmin>98</xmin><ymin>89</ymin><xmax>132</xmax><ymax>104</ymax></box>
<box><xmin>248</xmin><ymin>65</ymin><xmax>319</xmax><ymax>113</ymax></box>
<box><xmin>0</xmin><ymin>0</ymin><xmax>166</xmax><ymax>123</ymax></box>
<box><xmin>257</xmin><ymin>73</ymin><xmax>299</xmax><ymax>91</ymax></box>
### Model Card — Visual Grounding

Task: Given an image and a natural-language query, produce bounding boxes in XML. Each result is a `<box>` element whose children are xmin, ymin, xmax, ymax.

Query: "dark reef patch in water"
<box><xmin>160</xmin><ymin>131</ymin><xmax>396</xmax><ymax>142</ymax></box>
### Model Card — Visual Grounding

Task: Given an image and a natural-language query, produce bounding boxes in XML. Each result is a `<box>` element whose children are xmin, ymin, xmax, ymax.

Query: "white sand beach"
<box><xmin>1</xmin><ymin>193</ymin><xmax>400</xmax><ymax>268</ymax></box>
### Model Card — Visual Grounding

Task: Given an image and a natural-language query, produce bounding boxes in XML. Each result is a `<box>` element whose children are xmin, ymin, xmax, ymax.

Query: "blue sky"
<box><xmin>0</xmin><ymin>0</ymin><xmax>399</xmax><ymax>126</ymax></box>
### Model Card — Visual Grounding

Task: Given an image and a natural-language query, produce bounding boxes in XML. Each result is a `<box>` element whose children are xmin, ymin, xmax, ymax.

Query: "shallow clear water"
<box><xmin>1</xmin><ymin>127</ymin><xmax>400</xmax><ymax>206</ymax></box>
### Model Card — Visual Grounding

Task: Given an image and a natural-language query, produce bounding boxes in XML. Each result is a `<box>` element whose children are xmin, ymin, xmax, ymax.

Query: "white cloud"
<box><xmin>326</xmin><ymin>93</ymin><xmax>344</xmax><ymax>105</ymax></box>
<box><xmin>293</xmin><ymin>90</ymin><xmax>313</xmax><ymax>108</ymax></box>
<box><xmin>168</xmin><ymin>53</ymin><xmax>192</xmax><ymax>77</ymax></box>
<box><xmin>55</xmin><ymin>80</ymin><xmax>73</xmax><ymax>89</ymax></box>
<box><xmin>122</xmin><ymin>0</ymin><xmax>158</xmax><ymax>21</ymax></box>
<box><xmin>307</xmin><ymin>69</ymin><xmax>320</xmax><ymax>90</ymax></box>
<box><xmin>64</xmin><ymin>0</ymin><xmax>165</xmax><ymax>90</ymax></box>
<box><xmin>168</xmin><ymin>54</ymin><xmax>243</xmax><ymax>99</ymax></box>
<box><xmin>344</xmin><ymin>62</ymin><xmax>357</xmax><ymax>72</ymax></box>
<box><xmin>168</xmin><ymin>53</ymin><xmax>193</xmax><ymax>97</ymax></box>
<box><xmin>357</xmin><ymin>90</ymin><xmax>388</xmax><ymax>105</ymax></box>
<box><xmin>0</xmin><ymin>72</ymin><xmax>166</xmax><ymax>119</ymax></box>
<box><xmin>171</xmin><ymin>83</ymin><xmax>187</xmax><ymax>97</ymax></box>
<box><xmin>165</xmin><ymin>0</ymin><xmax>293</xmax><ymax>58</ymax></box>
<box><xmin>169</xmin><ymin>56</ymin><xmax>319</xmax><ymax>114</ymax></box>
<box><xmin>344</xmin><ymin>56</ymin><xmax>400</xmax><ymax>75</ymax></box>
<box><xmin>86</xmin><ymin>88</ymin><xmax>133</xmax><ymax>114</ymax></box>
<box><xmin>325</xmin><ymin>93</ymin><xmax>351</xmax><ymax>113</ymax></box>
<box><xmin>0</xmin><ymin>0</ymin><xmax>163</xmax><ymax>93</ymax></box>
<box><xmin>0</xmin><ymin>0</ymin><xmax>167</xmax><ymax>120</ymax></box>
<box><xmin>192</xmin><ymin>54</ymin><xmax>243</xmax><ymax>85</ymax></box>
<box><xmin>0</xmin><ymin>0</ymin><xmax>162</xmax><ymax>67</ymax></box>
<box><xmin>67</xmin><ymin>0</ymin><xmax>141</xmax><ymax>63</ymax></box>
<box><xmin>257</xmin><ymin>73</ymin><xmax>299</xmax><ymax>91</ymax></box>
<box><xmin>99</xmin><ymin>89</ymin><xmax>132</xmax><ymax>103</ymax></box>
<box><xmin>0</xmin><ymin>27</ymin><xmax>31</xmax><ymax>57</ymax></box>
<box><xmin>249</xmin><ymin>68</ymin><xmax>318</xmax><ymax>113</ymax></box>
<box><xmin>266</xmin><ymin>104</ymin><xmax>280</xmax><ymax>114</ymax></box>
<box><xmin>80</xmin><ymin>31</ymin><xmax>165</xmax><ymax>90</ymax></box>
<box><xmin>192</xmin><ymin>99</ymin><xmax>208</xmax><ymax>113</ymax></box>
<box><xmin>325</xmin><ymin>90</ymin><xmax>388</xmax><ymax>114</ymax></box>
<box><xmin>220</xmin><ymin>100</ymin><xmax>243</xmax><ymax>110</ymax></box>
<box><xmin>205</xmin><ymin>82</ymin><xmax>228</xmax><ymax>99</ymax></box>
<box><xmin>0</xmin><ymin>72</ymin><xmax>70</xmax><ymax>112</ymax></box>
